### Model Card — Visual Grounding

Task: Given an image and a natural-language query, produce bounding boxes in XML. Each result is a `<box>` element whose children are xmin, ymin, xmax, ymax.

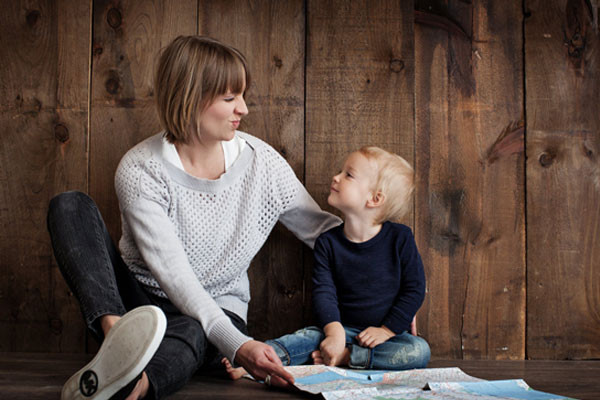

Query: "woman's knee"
<box><xmin>163</xmin><ymin>315</ymin><xmax>208</xmax><ymax>363</ymax></box>
<box><xmin>48</xmin><ymin>191</ymin><xmax>94</xmax><ymax>221</ymax></box>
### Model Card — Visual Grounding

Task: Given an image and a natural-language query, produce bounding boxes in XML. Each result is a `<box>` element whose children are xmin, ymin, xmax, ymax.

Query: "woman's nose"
<box><xmin>235</xmin><ymin>97</ymin><xmax>248</xmax><ymax>115</ymax></box>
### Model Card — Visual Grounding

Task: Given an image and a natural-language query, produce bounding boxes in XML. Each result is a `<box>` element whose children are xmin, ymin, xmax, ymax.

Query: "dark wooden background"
<box><xmin>1</xmin><ymin>0</ymin><xmax>598</xmax><ymax>360</ymax></box>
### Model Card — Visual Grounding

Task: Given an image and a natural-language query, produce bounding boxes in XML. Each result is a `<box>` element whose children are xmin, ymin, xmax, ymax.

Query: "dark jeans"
<box><xmin>47</xmin><ymin>191</ymin><xmax>248</xmax><ymax>399</ymax></box>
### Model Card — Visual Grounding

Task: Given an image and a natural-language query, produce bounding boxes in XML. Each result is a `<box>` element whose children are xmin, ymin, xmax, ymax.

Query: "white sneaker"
<box><xmin>61</xmin><ymin>305</ymin><xmax>167</xmax><ymax>400</ymax></box>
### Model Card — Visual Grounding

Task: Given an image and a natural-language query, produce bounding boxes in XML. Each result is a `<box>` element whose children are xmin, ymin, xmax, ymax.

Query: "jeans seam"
<box><xmin>269</xmin><ymin>340</ymin><xmax>291</xmax><ymax>366</ymax></box>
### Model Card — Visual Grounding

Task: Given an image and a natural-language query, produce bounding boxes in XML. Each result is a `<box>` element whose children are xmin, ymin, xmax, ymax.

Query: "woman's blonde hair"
<box><xmin>155</xmin><ymin>36</ymin><xmax>250</xmax><ymax>144</ymax></box>
<box><xmin>358</xmin><ymin>146</ymin><xmax>414</xmax><ymax>224</ymax></box>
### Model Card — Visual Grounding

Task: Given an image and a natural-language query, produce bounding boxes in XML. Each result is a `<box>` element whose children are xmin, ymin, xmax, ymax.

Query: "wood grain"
<box><xmin>0</xmin><ymin>0</ymin><xmax>598</xmax><ymax>360</ymax></box>
<box><xmin>0</xmin><ymin>0</ymin><xmax>90</xmax><ymax>352</ymax></box>
<box><xmin>525</xmin><ymin>0</ymin><xmax>600</xmax><ymax>359</ymax></box>
<box><xmin>306</xmin><ymin>0</ymin><xmax>415</xmax><ymax>208</ymax></box>
<box><xmin>198</xmin><ymin>0</ymin><xmax>307</xmax><ymax>340</ymax></box>
<box><xmin>415</xmin><ymin>0</ymin><xmax>526</xmax><ymax>359</ymax></box>
<box><xmin>90</xmin><ymin>0</ymin><xmax>197</xmax><ymax>242</ymax></box>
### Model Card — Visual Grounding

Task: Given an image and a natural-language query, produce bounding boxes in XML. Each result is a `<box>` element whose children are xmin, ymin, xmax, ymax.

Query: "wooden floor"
<box><xmin>1</xmin><ymin>353</ymin><xmax>599</xmax><ymax>399</ymax></box>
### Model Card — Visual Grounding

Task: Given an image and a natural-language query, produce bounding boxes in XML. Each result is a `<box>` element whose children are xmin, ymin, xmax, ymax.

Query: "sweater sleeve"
<box><xmin>311</xmin><ymin>236</ymin><xmax>341</xmax><ymax>327</ymax></box>
<box><xmin>116</xmin><ymin>162</ymin><xmax>251</xmax><ymax>363</ymax></box>
<box><xmin>279</xmin><ymin>185</ymin><xmax>342</xmax><ymax>249</ymax></box>
<box><xmin>381</xmin><ymin>229</ymin><xmax>426</xmax><ymax>333</ymax></box>
<box><xmin>273</xmin><ymin>154</ymin><xmax>341</xmax><ymax>249</ymax></box>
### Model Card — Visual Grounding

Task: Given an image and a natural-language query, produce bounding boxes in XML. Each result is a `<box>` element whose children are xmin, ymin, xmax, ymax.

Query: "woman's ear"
<box><xmin>367</xmin><ymin>191</ymin><xmax>385</xmax><ymax>208</ymax></box>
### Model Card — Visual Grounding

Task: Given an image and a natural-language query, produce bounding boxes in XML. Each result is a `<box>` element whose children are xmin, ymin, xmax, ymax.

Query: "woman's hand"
<box><xmin>356</xmin><ymin>325</ymin><xmax>395</xmax><ymax>348</ymax></box>
<box><xmin>234</xmin><ymin>340</ymin><xmax>294</xmax><ymax>388</ymax></box>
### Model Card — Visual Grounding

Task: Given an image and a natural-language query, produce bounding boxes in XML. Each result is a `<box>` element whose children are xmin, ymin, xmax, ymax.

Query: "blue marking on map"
<box><xmin>458</xmin><ymin>380</ymin><xmax>572</xmax><ymax>400</ymax></box>
<box><xmin>295</xmin><ymin>370</ymin><xmax>385</xmax><ymax>386</ymax></box>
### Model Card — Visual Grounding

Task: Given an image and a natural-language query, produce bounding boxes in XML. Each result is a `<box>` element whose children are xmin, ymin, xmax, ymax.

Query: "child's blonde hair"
<box><xmin>155</xmin><ymin>35</ymin><xmax>250</xmax><ymax>144</ymax></box>
<box><xmin>358</xmin><ymin>146</ymin><xmax>414</xmax><ymax>224</ymax></box>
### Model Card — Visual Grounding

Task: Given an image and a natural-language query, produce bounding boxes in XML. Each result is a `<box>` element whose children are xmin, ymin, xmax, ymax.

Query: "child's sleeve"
<box><xmin>382</xmin><ymin>229</ymin><xmax>426</xmax><ymax>333</ymax></box>
<box><xmin>311</xmin><ymin>236</ymin><xmax>341</xmax><ymax>327</ymax></box>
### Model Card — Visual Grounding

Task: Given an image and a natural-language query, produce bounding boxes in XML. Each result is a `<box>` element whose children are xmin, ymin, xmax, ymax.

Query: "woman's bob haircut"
<box><xmin>155</xmin><ymin>35</ymin><xmax>250</xmax><ymax>144</ymax></box>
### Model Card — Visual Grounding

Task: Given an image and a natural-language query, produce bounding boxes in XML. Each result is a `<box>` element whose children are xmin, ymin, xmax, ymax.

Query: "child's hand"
<box><xmin>356</xmin><ymin>326</ymin><xmax>395</xmax><ymax>348</ymax></box>
<box><xmin>319</xmin><ymin>335</ymin><xmax>347</xmax><ymax>366</ymax></box>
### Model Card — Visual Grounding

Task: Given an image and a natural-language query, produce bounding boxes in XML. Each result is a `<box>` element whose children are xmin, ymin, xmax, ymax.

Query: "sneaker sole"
<box><xmin>61</xmin><ymin>305</ymin><xmax>167</xmax><ymax>400</ymax></box>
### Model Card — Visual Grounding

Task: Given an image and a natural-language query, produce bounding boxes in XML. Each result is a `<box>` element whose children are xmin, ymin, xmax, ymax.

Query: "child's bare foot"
<box><xmin>311</xmin><ymin>350</ymin><xmax>324</xmax><ymax>364</ymax></box>
<box><xmin>221</xmin><ymin>357</ymin><xmax>247</xmax><ymax>380</ymax></box>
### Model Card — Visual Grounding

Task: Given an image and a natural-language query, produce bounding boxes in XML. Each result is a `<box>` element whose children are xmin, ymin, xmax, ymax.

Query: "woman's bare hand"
<box><xmin>234</xmin><ymin>340</ymin><xmax>294</xmax><ymax>388</ymax></box>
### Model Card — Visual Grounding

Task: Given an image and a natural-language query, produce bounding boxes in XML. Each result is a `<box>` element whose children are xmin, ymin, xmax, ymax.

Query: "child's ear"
<box><xmin>367</xmin><ymin>191</ymin><xmax>385</xmax><ymax>208</ymax></box>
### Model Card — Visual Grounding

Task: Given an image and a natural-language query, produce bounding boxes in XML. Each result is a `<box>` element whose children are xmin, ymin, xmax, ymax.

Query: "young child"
<box><xmin>224</xmin><ymin>146</ymin><xmax>429</xmax><ymax>377</ymax></box>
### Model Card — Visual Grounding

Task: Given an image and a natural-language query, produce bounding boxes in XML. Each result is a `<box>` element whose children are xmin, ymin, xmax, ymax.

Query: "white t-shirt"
<box><xmin>161</xmin><ymin>134</ymin><xmax>247</xmax><ymax>172</ymax></box>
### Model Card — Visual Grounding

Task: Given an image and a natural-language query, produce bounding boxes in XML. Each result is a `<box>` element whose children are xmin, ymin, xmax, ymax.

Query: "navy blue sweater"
<box><xmin>312</xmin><ymin>222</ymin><xmax>426</xmax><ymax>334</ymax></box>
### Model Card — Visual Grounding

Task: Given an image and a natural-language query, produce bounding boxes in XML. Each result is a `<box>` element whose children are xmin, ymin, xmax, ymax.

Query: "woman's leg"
<box><xmin>145</xmin><ymin>299</ymin><xmax>249</xmax><ymax>399</ymax></box>
<box><xmin>48</xmin><ymin>191</ymin><xmax>164</xmax><ymax>399</ymax></box>
<box><xmin>265</xmin><ymin>326</ymin><xmax>324</xmax><ymax>366</ymax></box>
<box><xmin>345</xmin><ymin>328</ymin><xmax>430</xmax><ymax>370</ymax></box>
<box><xmin>47</xmin><ymin>191</ymin><xmax>151</xmax><ymax>339</ymax></box>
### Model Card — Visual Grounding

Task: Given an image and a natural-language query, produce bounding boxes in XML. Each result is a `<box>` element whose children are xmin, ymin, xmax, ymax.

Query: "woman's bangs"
<box><xmin>223</xmin><ymin>55</ymin><xmax>248</xmax><ymax>95</ymax></box>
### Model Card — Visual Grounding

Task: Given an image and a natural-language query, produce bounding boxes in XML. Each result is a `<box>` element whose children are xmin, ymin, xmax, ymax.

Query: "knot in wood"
<box><xmin>539</xmin><ymin>152</ymin><xmax>556</xmax><ymax>168</ymax></box>
<box><xmin>273</xmin><ymin>56</ymin><xmax>283</xmax><ymax>68</ymax></box>
<box><xmin>93</xmin><ymin>43</ymin><xmax>103</xmax><ymax>56</ymax></box>
<box><xmin>26</xmin><ymin>10</ymin><xmax>41</xmax><ymax>27</ymax></box>
<box><xmin>54</xmin><ymin>124</ymin><xmax>69</xmax><ymax>143</ymax></box>
<box><xmin>105</xmin><ymin>71</ymin><xmax>121</xmax><ymax>95</ymax></box>
<box><xmin>49</xmin><ymin>318</ymin><xmax>63</xmax><ymax>335</ymax></box>
<box><xmin>389</xmin><ymin>59</ymin><xmax>404</xmax><ymax>73</ymax></box>
<box><xmin>107</xmin><ymin>8</ymin><xmax>122</xmax><ymax>29</ymax></box>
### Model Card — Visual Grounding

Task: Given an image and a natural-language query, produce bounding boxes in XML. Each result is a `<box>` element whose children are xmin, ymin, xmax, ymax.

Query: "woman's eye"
<box><xmin>224</xmin><ymin>97</ymin><xmax>234</xmax><ymax>102</ymax></box>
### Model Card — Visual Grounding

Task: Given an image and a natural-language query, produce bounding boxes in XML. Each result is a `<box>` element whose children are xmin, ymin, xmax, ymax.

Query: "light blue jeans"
<box><xmin>266</xmin><ymin>326</ymin><xmax>430</xmax><ymax>370</ymax></box>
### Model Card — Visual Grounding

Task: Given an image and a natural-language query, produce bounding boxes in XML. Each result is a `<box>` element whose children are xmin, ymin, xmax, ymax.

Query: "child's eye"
<box><xmin>346</xmin><ymin>172</ymin><xmax>353</xmax><ymax>178</ymax></box>
<box><xmin>224</xmin><ymin>97</ymin><xmax>235</xmax><ymax>102</ymax></box>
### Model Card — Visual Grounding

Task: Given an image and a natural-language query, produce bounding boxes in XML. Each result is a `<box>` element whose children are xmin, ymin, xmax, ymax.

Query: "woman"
<box><xmin>47</xmin><ymin>35</ymin><xmax>340</xmax><ymax>400</ymax></box>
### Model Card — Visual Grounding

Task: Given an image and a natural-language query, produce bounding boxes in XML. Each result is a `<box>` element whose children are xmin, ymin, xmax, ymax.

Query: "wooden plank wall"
<box><xmin>0</xmin><ymin>0</ymin><xmax>598</xmax><ymax>360</ymax></box>
<box><xmin>525</xmin><ymin>0</ymin><xmax>600</xmax><ymax>359</ymax></box>
<box><xmin>415</xmin><ymin>0</ymin><xmax>526</xmax><ymax>360</ymax></box>
<box><xmin>0</xmin><ymin>0</ymin><xmax>90</xmax><ymax>352</ymax></box>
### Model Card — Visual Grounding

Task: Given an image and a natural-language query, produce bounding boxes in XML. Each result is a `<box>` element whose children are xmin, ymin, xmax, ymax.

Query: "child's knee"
<box><xmin>384</xmin><ymin>335</ymin><xmax>430</xmax><ymax>370</ymax></box>
<box><xmin>412</xmin><ymin>336</ymin><xmax>431</xmax><ymax>368</ymax></box>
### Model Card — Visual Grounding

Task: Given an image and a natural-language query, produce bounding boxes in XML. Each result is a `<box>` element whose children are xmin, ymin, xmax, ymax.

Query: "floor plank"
<box><xmin>0</xmin><ymin>353</ymin><xmax>598</xmax><ymax>399</ymax></box>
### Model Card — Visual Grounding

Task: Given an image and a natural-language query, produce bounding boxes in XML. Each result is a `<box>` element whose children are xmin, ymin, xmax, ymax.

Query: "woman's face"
<box><xmin>197</xmin><ymin>91</ymin><xmax>248</xmax><ymax>142</ymax></box>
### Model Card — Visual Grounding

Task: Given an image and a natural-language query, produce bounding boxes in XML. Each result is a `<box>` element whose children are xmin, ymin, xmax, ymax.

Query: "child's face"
<box><xmin>328</xmin><ymin>152</ymin><xmax>378</xmax><ymax>215</ymax></box>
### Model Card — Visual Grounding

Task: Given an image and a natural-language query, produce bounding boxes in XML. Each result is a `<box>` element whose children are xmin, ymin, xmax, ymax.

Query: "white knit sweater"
<box><xmin>115</xmin><ymin>131</ymin><xmax>341</xmax><ymax>362</ymax></box>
